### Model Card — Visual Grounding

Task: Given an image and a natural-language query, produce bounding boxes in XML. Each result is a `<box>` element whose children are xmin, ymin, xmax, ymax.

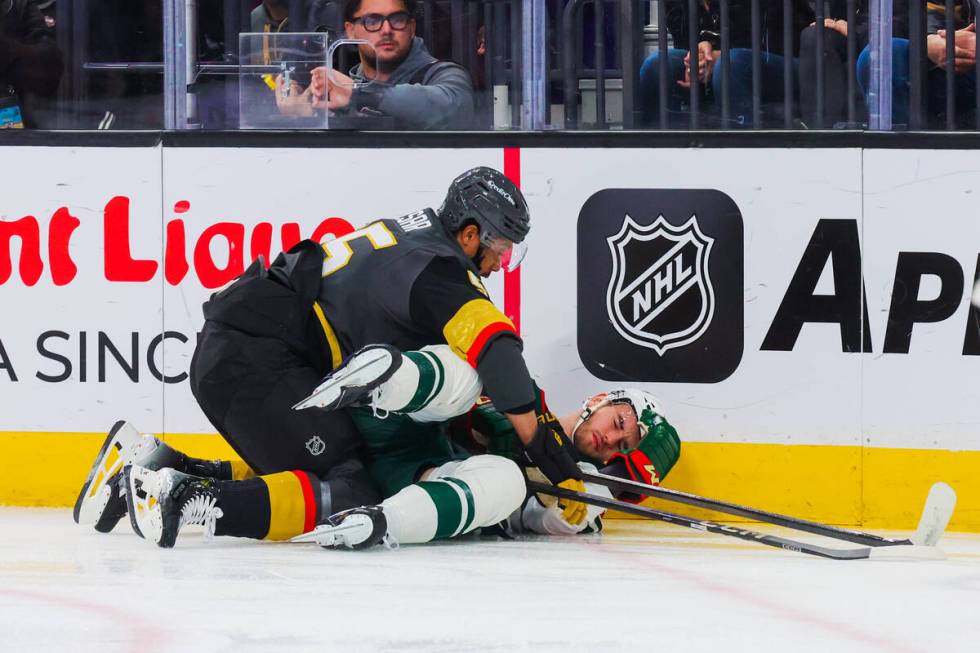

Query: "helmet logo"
<box><xmin>486</xmin><ymin>179</ymin><xmax>516</xmax><ymax>206</ymax></box>
<box><xmin>606</xmin><ymin>214</ymin><xmax>715</xmax><ymax>355</ymax></box>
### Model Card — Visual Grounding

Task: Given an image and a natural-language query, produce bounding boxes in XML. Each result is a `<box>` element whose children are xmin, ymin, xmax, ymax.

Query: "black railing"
<box><xmin>17</xmin><ymin>0</ymin><xmax>980</xmax><ymax>132</ymax></box>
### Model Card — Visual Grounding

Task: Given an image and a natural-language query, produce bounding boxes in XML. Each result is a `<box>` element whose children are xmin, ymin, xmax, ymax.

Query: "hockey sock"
<box><xmin>318</xmin><ymin>460</ymin><xmax>382</xmax><ymax>518</ymax></box>
<box><xmin>370</xmin><ymin>350</ymin><xmax>434</xmax><ymax>412</ymax></box>
<box><xmin>380</xmin><ymin>455</ymin><xmax>525</xmax><ymax>544</ymax></box>
<box><xmin>372</xmin><ymin>345</ymin><xmax>481</xmax><ymax>422</ymax></box>
<box><xmin>147</xmin><ymin>439</ymin><xmax>254</xmax><ymax>480</ymax></box>
<box><xmin>226</xmin><ymin>460</ymin><xmax>256</xmax><ymax>481</ymax></box>
<box><xmin>211</xmin><ymin>471</ymin><xmax>321</xmax><ymax>540</ymax></box>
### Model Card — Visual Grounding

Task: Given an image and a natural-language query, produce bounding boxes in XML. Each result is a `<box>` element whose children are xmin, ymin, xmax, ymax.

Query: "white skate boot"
<box><xmin>292</xmin><ymin>344</ymin><xmax>403</xmax><ymax>411</ymax></box>
<box><xmin>291</xmin><ymin>506</ymin><xmax>392</xmax><ymax>550</ymax></box>
<box><xmin>73</xmin><ymin>421</ymin><xmax>162</xmax><ymax>532</ymax></box>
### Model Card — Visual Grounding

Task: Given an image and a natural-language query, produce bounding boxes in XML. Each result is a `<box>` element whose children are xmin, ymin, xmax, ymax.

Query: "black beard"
<box><xmin>363</xmin><ymin>45</ymin><xmax>410</xmax><ymax>75</ymax></box>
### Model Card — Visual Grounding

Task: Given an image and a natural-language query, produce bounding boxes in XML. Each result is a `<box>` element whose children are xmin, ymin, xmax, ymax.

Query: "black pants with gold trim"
<box><xmin>190</xmin><ymin>320</ymin><xmax>375</xmax><ymax>503</ymax></box>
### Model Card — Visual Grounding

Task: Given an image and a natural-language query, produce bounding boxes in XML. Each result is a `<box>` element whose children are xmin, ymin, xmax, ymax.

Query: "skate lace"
<box><xmin>381</xmin><ymin>531</ymin><xmax>399</xmax><ymax>550</ymax></box>
<box><xmin>369</xmin><ymin>387</ymin><xmax>389</xmax><ymax>420</ymax></box>
<box><xmin>179</xmin><ymin>493</ymin><xmax>224</xmax><ymax>542</ymax></box>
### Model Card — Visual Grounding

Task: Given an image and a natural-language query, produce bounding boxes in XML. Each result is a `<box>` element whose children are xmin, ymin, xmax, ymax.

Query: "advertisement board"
<box><xmin>1</xmin><ymin>143</ymin><xmax>977</xmax><ymax>529</ymax></box>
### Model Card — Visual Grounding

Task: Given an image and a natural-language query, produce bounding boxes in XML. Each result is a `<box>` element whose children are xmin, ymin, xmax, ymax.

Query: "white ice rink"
<box><xmin>2</xmin><ymin>508</ymin><xmax>979</xmax><ymax>653</ymax></box>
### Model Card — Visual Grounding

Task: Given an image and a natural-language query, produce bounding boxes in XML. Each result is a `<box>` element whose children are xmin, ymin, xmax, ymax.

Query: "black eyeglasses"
<box><xmin>351</xmin><ymin>11</ymin><xmax>413</xmax><ymax>32</ymax></box>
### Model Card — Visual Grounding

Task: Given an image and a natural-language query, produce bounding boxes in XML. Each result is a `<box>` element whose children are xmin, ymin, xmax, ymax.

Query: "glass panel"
<box><xmin>238</xmin><ymin>31</ymin><xmax>330</xmax><ymax>129</ymax></box>
<box><xmin>179</xmin><ymin>0</ymin><xmax>528</xmax><ymax>130</ymax></box>
<box><xmin>8</xmin><ymin>0</ymin><xmax>978</xmax><ymax>132</ymax></box>
<box><xmin>1</xmin><ymin>0</ymin><xmax>164</xmax><ymax>130</ymax></box>
<box><xmin>548</xmin><ymin>0</ymin><xmax>977</xmax><ymax>133</ymax></box>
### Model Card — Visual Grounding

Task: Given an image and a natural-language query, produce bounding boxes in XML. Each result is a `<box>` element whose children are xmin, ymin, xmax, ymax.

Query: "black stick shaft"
<box><xmin>580</xmin><ymin>471</ymin><xmax>911</xmax><ymax>548</ymax></box>
<box><xmin>529</xmin><ymin>482</ymin><xmax>872</xmax><ymax>560</ymax></box>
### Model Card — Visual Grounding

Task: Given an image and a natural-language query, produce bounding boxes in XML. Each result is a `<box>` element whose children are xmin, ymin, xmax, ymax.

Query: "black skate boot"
<box><xmin>292</xmin><ymin>506</ymin><xmax>391</xmax><ymax>550</ymax></box>
<box><xmin>124</xmin><ymin>464</ymin><xmax>223</xmax><ymax>548</ymax></box>
<box><xmin>91</xmin><ymin>471</ymin><xmax>129</xmax><ymax>533</ymax></box>
<box><xmin>292</xmin><ymin>345</ymin><xmax>403</xmax><ymax>411</ymax></box>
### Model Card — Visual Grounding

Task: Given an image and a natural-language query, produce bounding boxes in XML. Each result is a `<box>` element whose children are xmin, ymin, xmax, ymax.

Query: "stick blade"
<box><xmin>868</xmin><ymin>544</ymin><xmax>947</xmax><ymax>561</ymax></box>
<box><xmin>910</xmin><ymin>482</ymin><xmax>957</xmax><ymax>547</ymax></box>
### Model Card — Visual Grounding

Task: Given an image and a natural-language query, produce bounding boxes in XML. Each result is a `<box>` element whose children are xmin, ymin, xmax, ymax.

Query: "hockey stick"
<box><xmin>582</xmin><ymin>472</ymin><xmax>957</xmax><ymax>549</ymax></box>
<box><xmin>527</xmin><ymin>481</ymin><xmax>947</xmax><ymax>561</ymax></box>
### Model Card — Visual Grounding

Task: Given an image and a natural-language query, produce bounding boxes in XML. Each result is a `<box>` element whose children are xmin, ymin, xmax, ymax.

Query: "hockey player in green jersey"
<box><xmin>120</xmin><ymin>344</ymin><xmax>681</xmax><ymax>548</ymax></box>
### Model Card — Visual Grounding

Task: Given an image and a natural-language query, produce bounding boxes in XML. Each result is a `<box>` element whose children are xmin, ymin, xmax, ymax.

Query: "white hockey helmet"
<box><xmin>571</xmin><ymin>388</ymin><xmax>666</xmax><ymax>438</ymax></box>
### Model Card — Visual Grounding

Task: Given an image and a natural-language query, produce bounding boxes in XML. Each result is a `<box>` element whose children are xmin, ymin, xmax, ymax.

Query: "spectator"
<box><xmin>252</xmin><ymin>0</ymin><xmax>289</xmax><ymax>32</ymax></box>
<box><xmin>859</xmin><ymin>1</ymin><xmax>976</xmax><ymax>128</ymax></box>
<box><xmin>0</xmin><ymin>0</ymin><xmax>63</xmax><ymax>128</ymax></box>
<box><xmin>307</xmin><ymin>0</ymin><xmax>475</xmax><ymax>129</ymax></box>
<box><xmin>640</xmin><ymin>0</ymin><xmax>813</xmax><ymax>128</ymax></box>
<box><xmin>711</xmin><ymin>0</ymin><xmax>813</xmax><ymax>127</ymax></box>
<box><xmin>639</xmin><ymin>0</ymin><xmax>719</xmax><ymax>127</ymax></box>
<box><xmin>251</xmin><ymin>0</ymin><xmax>342</xmax><ymax>34</ymax></box>
<box><xmin>799</xmin><ymin>1</ymin><xmax>907</xmax><ymax>128</ymax></box>
<box><xmin>36</xmin><ymin>0</ymin><xmax>55</xmax><ymax>29</ymax></box>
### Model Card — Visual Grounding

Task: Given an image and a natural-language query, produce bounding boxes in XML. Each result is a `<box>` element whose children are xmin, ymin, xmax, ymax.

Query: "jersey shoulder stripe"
<box><xmin>443</xmin><ymin>298</ymin><xmax>516</xmax><ymax>367</ymax></box>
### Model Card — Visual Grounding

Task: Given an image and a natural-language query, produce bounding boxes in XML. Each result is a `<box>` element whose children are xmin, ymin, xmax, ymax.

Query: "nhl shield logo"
<box><xmin>605</xmin><ymin>214</ymin><xmax>715</xmax><ymax>355</ymax></box>
<box><xmin>305</xmin><ymin>435</ymin><xmax>326</xmax><ymax>456</ymax></box>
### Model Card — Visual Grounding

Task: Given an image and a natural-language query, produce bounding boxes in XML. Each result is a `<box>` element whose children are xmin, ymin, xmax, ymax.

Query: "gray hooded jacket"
<box><xmin>348</xmin><ymin>37</ymin><xmax>474</xmax><ymax>130</ymax></box>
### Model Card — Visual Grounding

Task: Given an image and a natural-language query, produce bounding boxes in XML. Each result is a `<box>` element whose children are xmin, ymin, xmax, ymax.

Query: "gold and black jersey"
<box><xmin>265</xmin><ymin>209</ymin><xmax>532</xmax><ymax>410</ymax></box>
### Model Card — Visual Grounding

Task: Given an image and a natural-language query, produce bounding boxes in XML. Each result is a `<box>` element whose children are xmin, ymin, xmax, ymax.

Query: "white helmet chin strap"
<box><xmin>571</xmin><ymin>399</ymin><xmax>601</xmax><ymax>438</ymax></box>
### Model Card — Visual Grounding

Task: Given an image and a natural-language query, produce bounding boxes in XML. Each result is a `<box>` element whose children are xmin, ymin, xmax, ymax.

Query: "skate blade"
<box><xmin>74</xmin><ymin>421</ymin><xmax>140</xmax><ymax>525</ymax></box>
<box><xmin>910</xmin><ymin>482</ymin><xmax>957</xmax><ymax>547</ymax></box>
<box><xmin>292</xmin><ymin>349</ymin><xmax>392</xmax><ymax>411</ymax></box>
<box><xmin>290</xmin><ymin>522</ymin><xmax>362</xmax><ymax>546</ymax></box>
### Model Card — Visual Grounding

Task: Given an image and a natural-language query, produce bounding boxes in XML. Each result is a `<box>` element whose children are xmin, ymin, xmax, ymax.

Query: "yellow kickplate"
<box><xmin>1</xmin><ymin>432</ymin><xmax>978</xmax><ymax>532</ymax></box>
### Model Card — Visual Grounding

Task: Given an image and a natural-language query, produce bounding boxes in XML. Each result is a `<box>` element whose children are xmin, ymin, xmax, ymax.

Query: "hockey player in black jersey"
<box><xmin>75</xmin><ymin>167</ymin><xmax>588</xmax><ymax>541</ymax></box>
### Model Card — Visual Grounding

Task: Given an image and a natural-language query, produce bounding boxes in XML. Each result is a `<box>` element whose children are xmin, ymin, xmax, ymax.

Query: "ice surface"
<box><xmin>2</xmin><ymin>508</ymin><xmax>979</xmax><ymax>652</ymax></box>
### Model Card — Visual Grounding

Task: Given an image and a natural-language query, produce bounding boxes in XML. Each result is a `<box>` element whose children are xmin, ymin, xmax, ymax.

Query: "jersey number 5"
<box><xmin>321</xmin><ymin>222</ymin><xmax>398</xmax><ymax>277</ymax></box>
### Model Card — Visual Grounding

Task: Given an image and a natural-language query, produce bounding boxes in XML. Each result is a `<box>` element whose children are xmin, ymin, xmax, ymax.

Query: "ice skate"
<box><xmin>291</xmin><ymin>506</ymin><xmax>392</xmax><ymax>550</ymax></box>
<box><xmin>124</xmin><ymin>465</ymin><xmax>223</xmax><ymax>548</ymax></box>
<box><xmin>292</xmin><ymin>344</ymin><xmax>403</xmax><ymax>411</ymax></box>
<box><xmin>73</xmin><ymin>420</ymin><xmax>162</xmax><ymax>531</ymax></box>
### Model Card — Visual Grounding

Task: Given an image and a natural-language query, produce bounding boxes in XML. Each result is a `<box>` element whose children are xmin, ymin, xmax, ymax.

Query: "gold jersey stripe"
<box><xmin>443</xmin><ymin>299</ymin><xmax>515</xmax><ymax>364</ymax></box>
<box><xmin>264</xmin><ymin>471</ymin><xmax>308</xmax><ymax>541</ymax></box>
<box><xmin>312</xmin><ymin>301</ymin><xmax>342</xmax><ymax>370</ymax></box>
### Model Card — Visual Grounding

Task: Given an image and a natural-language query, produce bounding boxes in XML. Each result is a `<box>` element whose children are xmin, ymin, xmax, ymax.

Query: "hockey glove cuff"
<box><xmin>522</xmin><ymin>416</ymin><xmax>582</xmax><ymax>486</ymax></box>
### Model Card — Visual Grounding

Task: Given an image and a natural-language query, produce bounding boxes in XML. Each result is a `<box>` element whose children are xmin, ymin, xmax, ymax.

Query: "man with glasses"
<box><xmin>306</xmin><ymin>0</ymin><xmax>475</xmax><ymax>129</ymax></box>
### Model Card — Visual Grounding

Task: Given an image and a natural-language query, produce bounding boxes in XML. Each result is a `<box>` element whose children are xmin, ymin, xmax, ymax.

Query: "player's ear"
<box><xmin>458</xmin><ymin>224</ymin><xmax>480</xmax><ymax>247</ymax></box>
<box><xmin>586</xmin><ymin>393</ymin><xmax>608</xmax><ymax>409</ymax></box>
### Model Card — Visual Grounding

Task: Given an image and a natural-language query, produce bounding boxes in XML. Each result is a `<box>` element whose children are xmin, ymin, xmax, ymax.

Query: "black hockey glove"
<box><xmin>522</xmin><ymin>414</ymin><xmax>582</xmax><ymax>486</ymax></box>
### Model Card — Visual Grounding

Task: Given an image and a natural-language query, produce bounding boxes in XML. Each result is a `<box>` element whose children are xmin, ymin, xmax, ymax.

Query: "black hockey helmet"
<box><xmin>438</xmin><ymin>166</ymin><xmax>530</xmax><ymax>244</ymax></box>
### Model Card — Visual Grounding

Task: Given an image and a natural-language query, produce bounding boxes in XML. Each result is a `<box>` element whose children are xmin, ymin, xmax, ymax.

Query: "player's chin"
<box><xmin>573</xmin><ymin>434</ymin><xmax>595</xmax><ymax>460</ymax></box>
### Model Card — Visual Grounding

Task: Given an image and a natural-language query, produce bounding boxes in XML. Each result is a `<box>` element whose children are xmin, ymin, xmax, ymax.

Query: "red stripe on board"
<box><xmin>503</xmin><ymin>147</ymin><xmax>521</xmax><ymax>335</ymax></box>
<box><xmin>292</xmin><ymin>470</ymin><xmax>317</xmax><ymax>533</ymax></box>
<box><xmin>467</xmin><ymin>321</ymin><xmax>517</xmax><ymax>367</ymax></box>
